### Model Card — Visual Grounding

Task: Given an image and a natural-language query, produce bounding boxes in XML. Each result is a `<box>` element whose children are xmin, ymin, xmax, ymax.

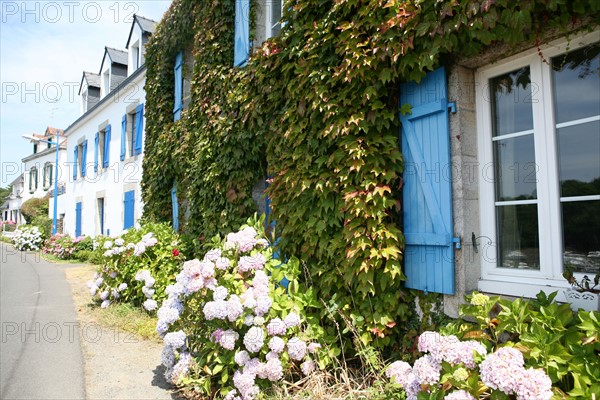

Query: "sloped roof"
<box><xmin>45</xmin><ymin>126</ymin><xmax>65</xmax><ymax>138</ymax></box>
<box><xmin>78</xmin><ymin>71</ymin><xmax>100</xmax><ymax>95</ymax></box>
<box><xmin>84</xmin><ymin>71</ymin><xmax>100</xmax><ymax>87</ymax></box>
<box><xmin>105</xmin><ymin>47</ymin><xmax>128</xmax><ymax>65</ymax></box>
<box><xmin>125</xmin><ymin>14</ymin><xmax>158</xmax><ymax>49</ymax></box>
<box><xmin>135</xmin><ymin>15</ymin><xmax>158</xmax><ymax>34</ymax></box>
<box><xmin>98</xmin><ymin>46</ymin><xmax>128</xmax><ymax>75</ymax></box>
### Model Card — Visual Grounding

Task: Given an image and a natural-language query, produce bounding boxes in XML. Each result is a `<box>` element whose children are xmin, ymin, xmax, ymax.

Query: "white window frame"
<box><xmin>476</xmin><ymin>30</ymin><xmax>600</xmax><ymax>297</ymax></box>
<box><xmin>265</xmin><ymin>0</ymin><xmax>284</xmax><ymax>39</ymax></box>
<box><xmin>103</xmin><ymin>69</ymin><xmax>110</xmax><ymax>97</ymax></box>
<box><xmin>131</xmin><ymin>41</ymin><xmax>140</xmax><ymax>71</ymax></box>
<box><xmin>43</xmin><ymin>162</ymin><xmax>53</xmax><ymax>189</ymax></box>
<box><xmin>82</xmin><ymin>88</ymin><xmax>88</xmax><ymax>113</ymax></box>
<box><xmin>29</xmin><ymin>167</ymin><xmax>38</xmax><ymax>192</ymax></box>
<box><xmin>77</xmin><ymin>142</ymin><xmax>85</xmax><ymax>178</ymax></box>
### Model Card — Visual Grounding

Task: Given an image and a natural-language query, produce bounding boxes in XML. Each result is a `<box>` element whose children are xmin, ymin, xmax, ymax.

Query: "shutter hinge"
<box><xmin>452</xmin><ymin>236</ymin><xmax>461</xmax><ymax>249</ymax></box>
<box><xmin>448</xmin><ymin>102</ymin><xmax>457</xmax><ymax>113</ymax></box>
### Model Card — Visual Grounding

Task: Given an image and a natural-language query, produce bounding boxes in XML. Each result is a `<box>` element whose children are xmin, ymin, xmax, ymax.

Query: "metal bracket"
<box><xmin>448</xmin><ymin>101</ymin><xmax>457</xmax><ymax>113</ymax></box>
<box><xmin>452</xmin><ymin>236</ymin><xmax>461</xmax><ymax>249</ymax></box>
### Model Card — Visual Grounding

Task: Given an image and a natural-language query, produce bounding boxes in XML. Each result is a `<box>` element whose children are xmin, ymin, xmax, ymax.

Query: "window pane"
<box><xmin>494</xmin><ymin>135</ymin><xmax>537</xmax><ymax>201</ymax></box>
<box><xmin>491</xmin><ymin>67</ymin><xmax>534</xmax><ymax>137</ymax></box>
<box><xmin>496</xmin><ymin>204</ymin><xmax>540</xmax><ymax>270</ymax></box>
<box><xmin>562</xmin><ymin>200</ymin><xmax>600</xmax><ymax>274</ymax></box>
<box><xmin>130</xmin><ymin>116</ymin><xmax>136</xmax><ymax>156</ymax></box>
<box><xmin>557</xmin><ymin>120</ymin><xmax>600</xmax><ymax>197</ymax></box>
<box><xmin>272</xmin><ymin>0</ymin><xmax>282</xmax><ymax>22</ymax></box>
<box><xmin>552</xmin><ymin>43</ymin><xmax>600</xmax><ymax>124</ymax></box>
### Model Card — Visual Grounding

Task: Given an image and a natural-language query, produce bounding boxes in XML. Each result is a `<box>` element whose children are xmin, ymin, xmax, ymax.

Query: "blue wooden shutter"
<box><xmin>75</xmin><ymin>202</ymin><xmax>82</xmax><ymax>237</ymax></box>
<box><xmin>123</xmin><ymin>190</ymin><xmax>135</xmax><ymax>229</ymax></box>
<box><xmin>81</xmin><ymin>140</ymin><xmax>88</xmax><ymax>177</ymax></box>
<box><xmin>120</xmin><ymin>115</ymin><xmax>127</xmax><ymax>161</ymax></box>
<box><xmin>171</xmin><ymin>185</ymin><xmax>179</xmax><ymax>231</ymax></box>
<box><xmin>399</xmin><ymin>66</ymin><xmax>458</xmax><ymax>295</ymax></box>
<box><xmin>94</xmin><ymin>132</ymin><xmax>99</xmax><ymax>172</ymax></box>
<box><xmin>264</xmin><ymin>177</ymin><xmax>288</xmax><ymax>288</ymax></box>
<box><xmin>174</xmin><ymin>51</ymin><xmax>183</xmax><ymax>121</ymax></box>
<box><xmin>103</xmin><ymin>125</ymin><xmax>111</xmax><ymax>168</ymax></box>
<box><xmin>73</xmin><ymin>147</ymin><xmax>78</xmax><ymax>180</ymax></box>
<box><xmin>134</xmin><ymin>104</ymin><xmax>144</xmax><ymax>155</ymax></box>
<box><xmin>234</xmin><ymin>0</ymin><xmax>250</xmax><ymax>67</ymax></box>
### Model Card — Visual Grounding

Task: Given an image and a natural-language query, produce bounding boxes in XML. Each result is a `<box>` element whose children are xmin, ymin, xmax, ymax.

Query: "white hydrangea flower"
<box><xmin>244</xmin><ymin>326</ymin><xmax>265</xmax><ymax>353</ymax></box>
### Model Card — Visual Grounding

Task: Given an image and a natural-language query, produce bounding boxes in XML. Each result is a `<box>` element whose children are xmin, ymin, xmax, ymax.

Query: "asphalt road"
<box><xmin>0</xmin><ymin>243</ymin><xmax>86</xmax><ymax>399</ymax></box>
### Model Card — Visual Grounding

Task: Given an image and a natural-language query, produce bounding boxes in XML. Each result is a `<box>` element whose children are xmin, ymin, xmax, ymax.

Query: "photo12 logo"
<box><xmin>1</xmin><ymin>1</ymin><xmax>140</xmax><ymax>24</ymax></box>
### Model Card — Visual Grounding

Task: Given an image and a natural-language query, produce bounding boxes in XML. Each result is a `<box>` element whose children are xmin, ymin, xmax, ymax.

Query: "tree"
<box><xmin>0</xmin><ymin>185</ymin><xmax>11</xmax><ymax>207</ymax></box>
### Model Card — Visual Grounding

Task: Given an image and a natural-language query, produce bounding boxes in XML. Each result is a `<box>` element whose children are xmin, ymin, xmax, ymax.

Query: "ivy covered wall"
<box><xmin>143</xmin><ymin>0</ymin><xmax>599</xmax><ymax>351</ymax></box>
<box><xmin>142</xmin><ymin>0</ymin><xmax>265</xmax><ymax>250</ymax></box>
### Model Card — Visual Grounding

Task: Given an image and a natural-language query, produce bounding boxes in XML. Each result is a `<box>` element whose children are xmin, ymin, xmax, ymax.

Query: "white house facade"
<box><xmin>63</xmin><ymin>15</ymin><xmax>156</xmax><ymax>238</ymax></box>
<box><xmin>3</xmin><ymin>175</ymin><xmax>25</xmax><ymax>225</ymax></box>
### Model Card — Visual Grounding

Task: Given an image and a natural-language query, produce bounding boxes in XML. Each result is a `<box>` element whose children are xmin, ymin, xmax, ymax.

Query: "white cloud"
<box><xmin>1</xmin><ymin>1</ymin><xmax>171</xmax><ymax>186</ymax></box>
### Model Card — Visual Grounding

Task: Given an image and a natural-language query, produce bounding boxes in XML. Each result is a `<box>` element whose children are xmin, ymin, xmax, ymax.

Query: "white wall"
<box><xmin>64</xmin><ymin>70</ymin><xmax>146</xmax><ymax>238</ymax></box>
<box><xmin>128</xmin><ymin>23</ymin><xmax>144</xmax><ymax>75</ymax></box>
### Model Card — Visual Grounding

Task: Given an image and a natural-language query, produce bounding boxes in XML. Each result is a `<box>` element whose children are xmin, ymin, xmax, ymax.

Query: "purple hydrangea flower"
<box><xmin>413</xmin><ymin>354</ymin><xmax>441</xmax><ymax>385</ymax></box>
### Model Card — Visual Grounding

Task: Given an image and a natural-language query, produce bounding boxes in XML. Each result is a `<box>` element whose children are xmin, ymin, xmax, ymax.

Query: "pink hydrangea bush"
<box><xmin>43</xmin><ymin>234</ymin><xmax>77</xmax><ymax>259</ymax></box>
<box><xmin>156</xmin><ymin>219</ymin><xmax>322</xmax><ymax>400</ymax></box>
<box><xmin>386</xmin><ymin>331</ymin><xmax>553</xmax><ymax>400</ymax></box>
<box><xmin>86</xmin><ymin>222</ymin><xmax>185</xmax><ymax>311</ymax></box>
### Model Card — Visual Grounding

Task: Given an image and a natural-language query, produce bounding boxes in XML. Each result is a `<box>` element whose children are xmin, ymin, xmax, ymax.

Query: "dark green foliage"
<box><xmin>142</xmin><ymin>0</ymin><xmax>265</xmax><ymax>256</ymax></box>
<box><xmin>20</xmin><ymin>197</ymin><xmax>48</xmax><ymax>221</ymax></box>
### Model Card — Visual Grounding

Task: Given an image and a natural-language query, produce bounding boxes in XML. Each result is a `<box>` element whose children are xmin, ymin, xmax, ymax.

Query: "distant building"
<box><xmin>4</xmin><ymin>127</ymin><xmax>68</xmax><ymax>228</ymax></box>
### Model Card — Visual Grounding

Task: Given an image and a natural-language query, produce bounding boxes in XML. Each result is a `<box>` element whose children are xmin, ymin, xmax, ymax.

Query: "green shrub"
<box><xmin>20</xmin><ymin>197</ymin><xmax>49</xmax><ymax>221</ymax></box>
<box><xmin>87</xmin><ymin>222</ymin><xmax>186</xmax><ymax>311</ymax></box>
<box><xmin>74</xmin><ymin>235</ymin><xmax>93</xmax><ymax>251</ymax></box>
<box><xmin>73</xmin><ymin>250</ymin><xmax>93</xmax><ymax>262</ymax></box>
<box><xmin>31</xmin><ymin>215</ymin><xmax>52</xmax><ymax>238</ymax></box>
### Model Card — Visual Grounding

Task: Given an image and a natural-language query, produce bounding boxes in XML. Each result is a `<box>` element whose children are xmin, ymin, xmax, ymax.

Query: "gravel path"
<box><xmin>64</xmin><ymin>264</ymin><xmax>181</xmax><ymax>400</ymax></box>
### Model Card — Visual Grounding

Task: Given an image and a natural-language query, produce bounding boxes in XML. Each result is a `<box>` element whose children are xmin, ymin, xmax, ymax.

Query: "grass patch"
<box><xmin>262</xmin><ymin>359</ymin><xmax>402</xmax><ymax>400</ymax></box>
<box><xmin>41</xmin><ymin>252</ymin><xmax>91</xmax><ymax>265</ymax></box>
<box><xmin>89</xmin><ymin>302</ymin><xmax>161</xmax><ymax>343</ymax></box>
<box><xmin>0</xmin><ymin>235</ymin><xmax>13</xmax><ymax>244</ymax></box>
<box><xmin>64</xmin><ymin>264</ymin><xmax>162</xmax><ymax>344</ymax></box>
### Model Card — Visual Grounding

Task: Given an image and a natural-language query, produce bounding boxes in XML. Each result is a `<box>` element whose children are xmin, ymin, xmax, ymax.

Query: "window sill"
<box><xmin>478</xmin><ymin>278</ymin><xmax>572</xmax><ymax>302</ymax></box>
<box><xmin>124</xmin><ymin>154</ymin><xmax>142</xmax><ymax>162</ymax></box>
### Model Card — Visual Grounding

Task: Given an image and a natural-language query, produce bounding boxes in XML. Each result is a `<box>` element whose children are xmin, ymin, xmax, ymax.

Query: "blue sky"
<box><xmin>0</xmin><ymin>1</ymin><xmax>171</xmax><ymax>186</ymax></box>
